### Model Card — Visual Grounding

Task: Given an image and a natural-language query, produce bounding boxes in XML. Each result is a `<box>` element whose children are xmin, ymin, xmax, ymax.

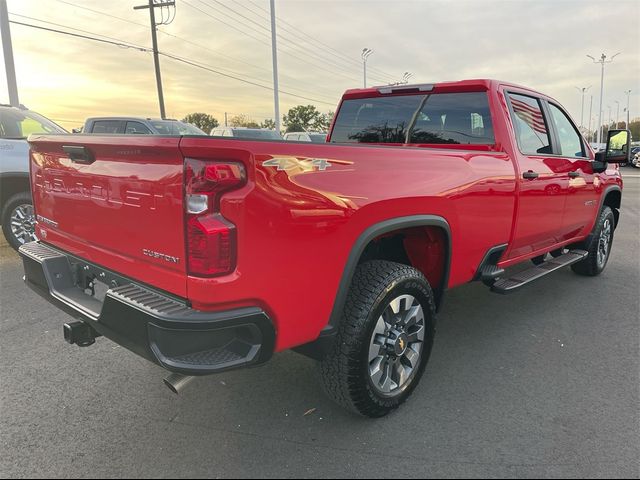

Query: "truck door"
<box><xmin>504</xmin><ymin>92</ymin><xmax>569</xmax><ymax>260</ymax></box>
<box><xmin>545</xmin><ymin>102</ymin><xmax>598</xmax><ymax>241</ymax></box>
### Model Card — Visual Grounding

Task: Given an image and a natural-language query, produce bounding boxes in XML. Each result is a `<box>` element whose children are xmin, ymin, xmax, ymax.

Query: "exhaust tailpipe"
<box><xmin>163</xmin><ymin>373</ymin><xmax>195</xmax><ymax>394</ymax></box>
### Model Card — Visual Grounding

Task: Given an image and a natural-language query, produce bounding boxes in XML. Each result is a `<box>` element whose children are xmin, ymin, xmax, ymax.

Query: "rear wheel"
<box><xmin>320</xmin><ymin>260</ymin><xmax>436</xmax><ymax>417</ymax></box>
<box><xmin>571</xmin><ymin>206</ymin><xmax>615</xmax><ymax>276</ymax></box>
<box><xmin>1</xmin><ymin>192</ymin><xmax>36</xmax><ymax>251</ymax></box>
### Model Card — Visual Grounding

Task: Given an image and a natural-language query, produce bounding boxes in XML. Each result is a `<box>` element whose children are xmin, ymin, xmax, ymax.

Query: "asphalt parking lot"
<box><xmin>1</xmin><ymin>175</ymin><xmax>638</xmax><ymax>479</ymax></box>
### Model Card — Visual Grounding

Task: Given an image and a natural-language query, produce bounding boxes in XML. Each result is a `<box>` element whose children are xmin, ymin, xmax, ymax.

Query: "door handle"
<box><xmin>568</xmin><ymin>171</ymin><xmax>581</xmax><ymax>178</ymax></box>
<box><xmin>63</xmin><ymin>145</ymin><xmax>95</xmax><ymax>164</ymax></box>
<box><xmin>522</xmin><ymin>171</ymin><xmax>539</xmax><ymax>180</ymax></box>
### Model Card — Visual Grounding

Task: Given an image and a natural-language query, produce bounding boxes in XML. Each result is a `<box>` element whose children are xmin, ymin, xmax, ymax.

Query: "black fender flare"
<box><xmin>599</xmin><ymin>185</ymin><xmax>622</xmax><ymax>228</ymax></box>
<box><xmin>294</xmin><ymin>215</ymin><xmax>452</xmax><ymax>361</ymax></box>
<box><xmin>328</xmin><ymin>214</ymin><xmax>452</xmax><ymax>329</ymax></box>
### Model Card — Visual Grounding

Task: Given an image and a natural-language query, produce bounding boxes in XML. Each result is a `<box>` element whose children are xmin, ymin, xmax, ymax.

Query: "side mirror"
<box><xmin>593</xmin><ymin>129</ymin><xmax>631</xmax><ymax>172</ymax></box>
<box><xmin>605</xmin><ymin>129</ymin><xmax>631</xmax><ymax>164</ymax></box>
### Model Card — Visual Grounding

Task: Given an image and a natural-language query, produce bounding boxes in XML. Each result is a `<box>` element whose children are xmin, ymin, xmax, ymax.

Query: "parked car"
<box><xmin>83</xmin><ymin>117</ymin><xmax>206</xmax><ymax>135</ymax></box>
<box><xmin>210</xmin><ymin>127</ymin><xmax>282</xmax><ymax>140</ymax></box>
<box><xmin>629</xmin><ymin>146</ymin><xmax>640</xmax><ymax>167</ymax></box>
<box><xmin>283</xmin><ymin>132</ymin><xmax>327</xmax><ymax>143</ymax></box>
<box><xmin>19</xmin><ymin>80</ymin><xmax>630</xmax><ymax>417</ymax></box>
<box><xmin>0</xmin><ymin>105</ymin><xmax>67</xmax><ymax>250</ymax></box>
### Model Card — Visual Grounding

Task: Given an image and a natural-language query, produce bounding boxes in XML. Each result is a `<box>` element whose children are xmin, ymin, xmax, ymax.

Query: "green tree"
<box><xmin>229</xmin><ymin>114</ymin><xmax>260</xmax><ymax>128</ymax></box>
<box><xmin>261</xmin><ymin>119</ymin><xmax>276</xmax><ymax>130</ymax></box>
<box><xmin>316</xmin><ymin>111</ymin><xmax>335</xmax><ymax>132</ymax></box>
<box><xmin>283</xmin><ymin>105</ymin><xmax>325</xmax><ymax>133</ymax></box>
<box><xmin>181</xmin><ymin>113</ymin><xmax>219</xmax><ymax>133</ymax></box>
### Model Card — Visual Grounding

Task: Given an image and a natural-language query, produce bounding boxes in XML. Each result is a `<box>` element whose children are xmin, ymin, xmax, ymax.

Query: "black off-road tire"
<box><xmin>571</xmin><ymin>206</ymin><xmax>616</xmax><ymax>276</ymax></box>
<box><xmin>320</xmin><ymin>260</ymin><xmax>436</xmax><ymax>418</ymax></box>
<box><xmin>1</xmin><ymin>191</ymin><xmax>35</xmax><ymax>251</ymax></box>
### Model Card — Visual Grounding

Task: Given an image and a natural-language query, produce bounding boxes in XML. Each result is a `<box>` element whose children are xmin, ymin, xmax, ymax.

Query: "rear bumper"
<box><xmin>19</xmin><ymin>241</ymin><xmax>275</xmax><ymax>375</ymax></box>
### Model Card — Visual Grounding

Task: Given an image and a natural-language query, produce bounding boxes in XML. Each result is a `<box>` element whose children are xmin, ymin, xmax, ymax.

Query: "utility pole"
<box><xmin>0</xmin><ymin>0</ymin><xmax>19</xmax><ymax>107</ymax></box>
<box><xmin>134</xmin><ymin>0</ymin><xmax>175</xmax><ymax>119</ymax></box>
<box><xmin>624</xmin><ymin>89</ymin><xmax>631</xmax><ymax>127</ymax></box>
<box><xmin>224</xmin><ymin>112</ymin><xmax>228</xmax><ymax>127</ymax></box>
<box><xmin>269</xmin><ymin>0</ymin><xmax>280</xmax><ymax>133</ymax></box>
<box><xmin>575</xmin><ymin>85</ymin><xmax>591</xmax><ymax>129</ymax></box>
<box><xmin>588</xmin><ymin>52</ymin><xmax>620</xmax><ymax>144</ymax></box>
<box><xmin>362</xmin><ymin>48</ymin><xmax>373</xmax><ymax>88</ymax></box>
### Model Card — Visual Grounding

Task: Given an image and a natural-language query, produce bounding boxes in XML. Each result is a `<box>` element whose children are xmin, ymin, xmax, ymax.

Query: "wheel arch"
<box><xmin>602</xmin><ymin>186</ymin><xmax>621</xmax><ymax>227</ymax></box>
<box><xmin>328</xmin><ymin>215</ymin><xmax>451</xmax><ymax>329</ymax></box>
<box><xmin>0</xmin><ymin>173</ymin><xmax>31</xmax><ymax>211</ymax></box>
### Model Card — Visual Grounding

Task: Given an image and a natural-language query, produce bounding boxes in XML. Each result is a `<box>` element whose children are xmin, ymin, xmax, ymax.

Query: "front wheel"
<box><xmin>320</xmin><ymin>260</ymin><xmax>436</xmax><ymax>417</ymax></box>
<box><xmin>571</xmin><ymin>206</ymin><xmax>616</xmax><ymax>276</ymax></box>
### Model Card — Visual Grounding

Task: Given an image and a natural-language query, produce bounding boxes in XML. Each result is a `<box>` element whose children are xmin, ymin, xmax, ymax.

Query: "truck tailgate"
<box><xmin>28</xmin><ymin>135</ymin><xmax>187</xmax><ymax>297</ymax></box>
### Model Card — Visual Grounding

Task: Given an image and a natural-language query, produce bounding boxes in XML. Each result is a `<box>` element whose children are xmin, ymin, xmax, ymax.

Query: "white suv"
<box><xmin>283</xmin><ymin>132</ymin><xmax>327</xmax><ymax>143</ymax></box>
<box><xmin>0</xmin><ymin>105</ymin><xmax>66</xmax><ymax>250</ymax></box>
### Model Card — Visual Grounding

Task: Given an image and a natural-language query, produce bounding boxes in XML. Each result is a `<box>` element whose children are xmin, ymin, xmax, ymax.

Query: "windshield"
<box><xmin>309</xmin><ymin>134</ymin><xmax>327</xmax><ymax>143</ymax></box>
<box><xmin>149</xmin><ymin>120</ymin><xmax>206</xmax><ymax>135</ymax></box>
<box><xmin>0</xmin><ymin>109</ymin><xmax>67</xmax><ymax>139</ymax></box>
<box><xmin>232</xmin><ymin>129</ymin><xmax>282</xmax><ymax>140</ymax></box>
<box><xmin>330</xmin><ymin>92</ymin><xmax>494</xmax><ymax>145</ymax></box>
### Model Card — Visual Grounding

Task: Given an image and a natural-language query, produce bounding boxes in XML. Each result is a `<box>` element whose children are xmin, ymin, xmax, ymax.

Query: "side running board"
<box><xmin>491</xmin><ymin>250</ymin><xmax>588</xmax><ymax>294</ymax></box>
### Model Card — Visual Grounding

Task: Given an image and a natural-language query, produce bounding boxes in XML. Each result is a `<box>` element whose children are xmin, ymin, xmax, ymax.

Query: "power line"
<box><xmin>184</xmin><ymin>0</ymin><xmax>364</xmax><ymax>84</ymax></box>
<box><xmin>160</xmin><ymin>51</ymin><xmax>336</xmax><ymax>106</ymax></box>
<box><xmin>245</xmin><ymin>0</ymin><xmax>395</xmax><ymax>81</ymax></box>
<box><xmin>45</xmin><ymin>0</ymin><xmax>344</xmax><ymax>100</ymax></box>
<box><xmin>8</xmin><ymin>20</ymin><xmax>151</xmax><ymax>51</ymax></box>
<box><xmin>52</xmin><ymin>0</ymin><xmax>149</xmax><ymax>29</ymax></box>
<box><xmin>9</xmin><ymin>12</ymin><xmax>139</xmax><ymax>46</ymax></box>
<box><xmin>9</xmin><ymin>19</ymin><xmax>336</xmax><ymax>107</ymax></box>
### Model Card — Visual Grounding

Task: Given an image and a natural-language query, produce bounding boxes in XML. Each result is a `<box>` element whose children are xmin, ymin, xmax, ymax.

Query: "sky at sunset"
<box><xmin>1</xmin><ymin>0</ymin><xmax>639</xmax><ymax>131</ymax></box>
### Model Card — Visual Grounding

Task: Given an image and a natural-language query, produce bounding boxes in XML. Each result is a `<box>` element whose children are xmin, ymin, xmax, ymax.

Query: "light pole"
<box><xmin>575</xmin><ymin>85</ymin><xmax>591</xmax><ymax>129</ymax></box>
<box><xmin>0</xmin><ymin>0</ymin><xmax>19</xmax><ymax>107</ymax></box>
<box><xmin>269</xmin><ymin>0</ymin><xmax>280</xmax><ymax>133</ymax></box>
<box><xmin>362</xmin><ymin>48</ymin><xmax>373</xmax><ymax>88</ymax></box>
<box><xmin>607</xmin><ymin>105</ymin><xmax>612</xmax><ymax>126</ymax></box>
<box><xmin>615</xmin><ymin>100</ymin><xmax>620</xmax><ymax>127</ymax></box>
<box><xmin>624</xmin><ymin>89</ymin><xmax>631</xmax><ymax>128</ymax></box>
<box><xmin>588</xmin><ymin>52</ymin><xmax>620</xmax><ymax>143</ymax></box>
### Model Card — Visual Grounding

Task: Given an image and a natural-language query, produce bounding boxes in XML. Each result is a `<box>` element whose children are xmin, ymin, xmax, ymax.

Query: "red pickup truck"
<box><xmin>20</xmin><ymin>79</ymin><xmax>630</xmax><ymax>417</ymax></box>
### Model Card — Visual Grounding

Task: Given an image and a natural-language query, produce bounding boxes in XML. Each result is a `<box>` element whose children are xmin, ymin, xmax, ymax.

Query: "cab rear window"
<box><xmin>330</xmin><ymin>92</ymin><xmax>494</xmax><ymax>145</ymax></box>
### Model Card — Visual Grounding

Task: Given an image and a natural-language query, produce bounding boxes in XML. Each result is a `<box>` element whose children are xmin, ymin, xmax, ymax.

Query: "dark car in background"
<box><xmin>83</xmin><ymin>117</ymin><xmax>206</xmax><ymax>135</ymax></box>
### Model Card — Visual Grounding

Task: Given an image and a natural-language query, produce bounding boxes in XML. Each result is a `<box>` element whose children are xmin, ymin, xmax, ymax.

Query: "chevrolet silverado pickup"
<box><xmin>19</xmin><ymin>80</ymin><xmax>630</xmax><ymax>417</ymax></box>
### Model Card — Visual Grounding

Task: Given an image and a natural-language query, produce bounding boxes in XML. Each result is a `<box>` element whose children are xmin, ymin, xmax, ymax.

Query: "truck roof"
<box><xmin>341</xmin><ymin>79</ymin><xmax>549</xmax><ymax>100</ymax></box>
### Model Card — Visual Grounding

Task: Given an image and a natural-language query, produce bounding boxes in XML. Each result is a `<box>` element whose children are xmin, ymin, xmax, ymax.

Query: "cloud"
<box><xmin>3</xmin><ymin>0</ymin><xmax>638</xmax><ymax>130</ymax></box>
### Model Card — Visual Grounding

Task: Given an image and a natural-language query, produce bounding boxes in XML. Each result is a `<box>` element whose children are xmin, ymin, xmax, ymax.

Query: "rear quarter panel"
<box><xmin>180</xmin><ymin>138</ymin><xmax>517</xmax><ymax>350</ymax></box>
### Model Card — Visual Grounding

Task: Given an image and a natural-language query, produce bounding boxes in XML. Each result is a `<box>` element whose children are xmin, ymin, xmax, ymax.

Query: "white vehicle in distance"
<box><xmin>283</xmin><ymin>132</ymin><xmax>327</xmax><ymax>143</ymax></box>
<box><xmin>210</xmin><ymin>127</ymin><xmax>282</xmax><ymax>140</ymax></box>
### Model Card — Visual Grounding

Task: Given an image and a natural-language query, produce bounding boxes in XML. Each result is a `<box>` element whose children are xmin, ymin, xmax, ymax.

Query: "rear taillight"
<box><xmin>185</xmin><ymin>158</ymin><xmax>246</xmax><ymax>277</ymax></box>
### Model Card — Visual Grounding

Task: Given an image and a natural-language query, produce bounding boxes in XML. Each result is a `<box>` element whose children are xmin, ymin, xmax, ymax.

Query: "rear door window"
<box><xmin>330</xmin><ymin>92</ymin><xmax>494</xmax><ymax>145</ymax></box>
<box><xmin>507</xmin><ymin>93</ymin><xmax>552</xmax><ymax>155</ymax></box>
